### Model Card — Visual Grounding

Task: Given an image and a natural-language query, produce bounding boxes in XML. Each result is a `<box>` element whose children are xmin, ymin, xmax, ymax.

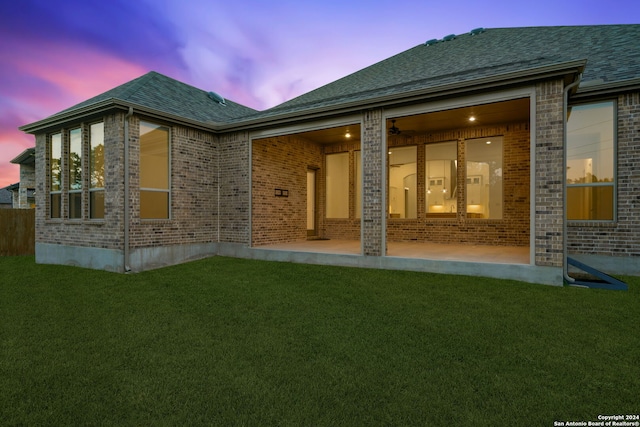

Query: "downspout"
<box><xmin>563</xmin><ymin>75</ymin><xmax>581</xmax><ymax>283</ymax></box>
<box><xmin>124</xmin><ymin>107</ymin><xmax>133</xmax><ymax>272</ymax></box>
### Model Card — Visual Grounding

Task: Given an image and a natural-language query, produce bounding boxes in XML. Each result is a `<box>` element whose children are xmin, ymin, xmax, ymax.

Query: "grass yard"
<box><xmin>1</xmin><ymin>256</ymin><xmax>638</xmax><ymax>426</ymax></box>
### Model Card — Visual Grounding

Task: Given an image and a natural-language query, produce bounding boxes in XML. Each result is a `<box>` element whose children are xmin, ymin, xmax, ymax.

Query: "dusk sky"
<box><xmin>1</xmin><ymin>0</ymin><xmax>638</xmax><ymax>187</ymax></box>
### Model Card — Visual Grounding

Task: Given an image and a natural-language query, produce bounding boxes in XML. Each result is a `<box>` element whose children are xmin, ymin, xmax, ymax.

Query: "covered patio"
<box><xmin>255</xmin><ymin>239</ymin><xmax>529</xmax><ymax>265</ymax></box>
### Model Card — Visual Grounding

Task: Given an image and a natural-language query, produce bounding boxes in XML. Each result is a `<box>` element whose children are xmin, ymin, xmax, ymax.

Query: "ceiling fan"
<box><xmin>389</xmin><ymin>119</ymin><xmax>401</xmax><ymax>135</ymax></box>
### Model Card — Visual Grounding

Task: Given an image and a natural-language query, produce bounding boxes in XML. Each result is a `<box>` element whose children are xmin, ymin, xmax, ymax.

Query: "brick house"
<box><xmin>9</xmin><ymin>148</ymin><xmax>36</xmax><ymax>209</ymax></box>
<box><xmin>19</xmin><ymin>25</ymin><xmax>640</xmax><ymax>285</ymax></box>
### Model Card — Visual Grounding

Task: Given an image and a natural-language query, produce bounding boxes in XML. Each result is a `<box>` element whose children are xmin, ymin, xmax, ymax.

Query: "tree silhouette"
<box><xmin>90</xmin><ymin>144</ymin><xmax>104</xmax><ymax>188</ymax></box>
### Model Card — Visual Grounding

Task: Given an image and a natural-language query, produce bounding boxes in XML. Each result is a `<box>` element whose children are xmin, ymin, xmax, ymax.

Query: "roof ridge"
<box><xmin>116</xmin><ymin>71</ymin><xmax>160</xmax><ymax>101</ymax></box>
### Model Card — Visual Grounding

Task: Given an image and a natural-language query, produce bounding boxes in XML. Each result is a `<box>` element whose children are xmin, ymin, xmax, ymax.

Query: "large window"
<box><xmin>90</xmin><ymin>122</ymin><xmax>105</xmax><ymax>219</ymax></box>
<box><xmin>466</xmin><ymin>137</ymin><xmax>503</xmax><ymax>219</ymax></box>
<box><xmin>68</xmin><ymin>128</ymin><xmax>82</xmax><ymax>219</ymax></box>
<box><xmin>326</xmin><ymin>152</ymin><xmax>349</xmax><ymax>218</ymax></box>
<box><xmin>388</xmin><ymin>146</ymin><xmax>417</xmax><ymax>218</ymax></box>
<box><xmin>48</xmin><ymin>123</ymin><xmax>105</xmax><ymax>220</ymax></box>
<box><xmin>389</xmin><ymin>138</ymin><xmax>503</xmax><ymax>220</ymax></box>
<box><xmin>50</xmin><ymin>133</ymin><xmax>62</xmax><ymax>218</ymax></box>
<box><xmin>355</xmin><ymin>151</ymin><xmax>362</xmax><ymax>219</ymax></box>
<box><xmin>140</xmin><ymin>121</ymin><xmax>170</xmax><ymax>219</ymax></box>
<box><xmin>567</xmin><ymin>101</ymin><xmax>615</xmax><ymax>221</ymax></box>
<box><xmin>426</xmin><ymin>141</ymin><xmax>457</xmax><ymax>214</ymax></box>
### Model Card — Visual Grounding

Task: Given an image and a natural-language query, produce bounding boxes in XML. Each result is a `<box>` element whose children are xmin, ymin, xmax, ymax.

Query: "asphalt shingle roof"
<box><xmin>0</xmin><ymin>186</ymin><xmax>14</xmax><ymax>205</ymax></box>
<box><xmin>53</xmin><ymin>71</ymin><xmax>258</xmax><ymax>124</ymax></box>
<box><xmin>22</xmin><ymin>24</ymin><xmax>640</xmax><ymax>131</ymax></box>
<box><xmin>264</xmin><ymin>25</ymin><xmax>640</xmax><ymax>116</ymax></box>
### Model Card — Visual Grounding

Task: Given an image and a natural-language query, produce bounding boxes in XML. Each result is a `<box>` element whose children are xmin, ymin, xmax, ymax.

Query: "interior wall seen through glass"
<box><xmin>326</xmin><ymin>152</ymin><xmax>349</xmax><ymax>218</ymax></box>
<box><xmin>389</xmin><ymin>146</ymin><xmax>417</xmax><ymax>218</ymax></box>
<box><xmin>426</xmin><ymin>141</ymin><xmax>457</xmax><ymax>213</ymax></box>
<box><xmin>466</xmin><ymin>137</ymin><xmax>503</xmax><ymax>219</ymax></box>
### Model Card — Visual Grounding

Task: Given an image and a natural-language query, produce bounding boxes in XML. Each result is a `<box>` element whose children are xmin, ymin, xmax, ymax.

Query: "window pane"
<box><xmin>69</xmin><ymin>128</ymin><xmax>82</xmax><ymax>190</ymax></box>
<box><xmin>140</xmin><ymin>121</ymin><xmax>169</xmax><ymax>219</ymax></box>
<box><xmin>140</xmin><ymin>121</ymin><xmax>169</xmax><ymax>190</ymax></box>
<box><xmin>389</xmin><ymin>146</ymin><xmax>417</xmax><ymax>218</ymax></box>
<box><xmin>355</xmin><ymin>151</ymin><xmax>362</xmax><ymax>219</ymax></box>
<box><xmin>326</xmin><ymin>152</ymin><xmax>349</xmax><ymax>218</ymax></box>
<box><xmin>90</xmin><ymin>191</ymin><xmax>105</xmax><ymax>219</ymax></box>
<box><xmin>90</xmin><ymin>122</ymin><xmax>104</xmax><ymax>189</ymax></box>
<box><xmin>567</xmin><ymin>101</ymin><xmax>615</xmax><ymax>221</ymax></box>
<box><xmin>426</xmin><ymin>141</ymin><xmax>457</xmax><ymax>214</ymax></box>
<box><xmin>466</xmin><ymin>137</ymin><xmax>503</xmax><ymax>219</ymax></box>
<box><xmin>567</xmin><ymin>102</ymin><xmax>614</xmax><ymax>184</ymax></box>
<box><xmin>69</xmin><ymin>192</ymin><xmax>82</xmax><ymax>219</ymax></box>
<box><xmin>51</xmin><ymin>133</ymin><xmax>62</xmax><ymax>192</ymax></box>
<box><xmin>140</xmin><ymin>191</ymin><xmax>169</xmax><ymax>219</ymax></box>
<box><xmin>567</xmin><ymin>185</ymin><xmax>614</xmax><ymax>220</ymax></box>
<box><xmin>51</xmin><ymin>193</ymin><xmax>61</xmax><ymax>218</ymax></box>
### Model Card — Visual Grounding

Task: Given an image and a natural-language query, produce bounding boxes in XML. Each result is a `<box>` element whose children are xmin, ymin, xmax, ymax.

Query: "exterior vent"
<box><xmin>208</xmin><ymin>91</ymin><xmax>226</xmax><ymax>106</ymax></box>
<box><xmin>424</xmin><ymin>38</ymin><xmax>439</xmax><ymax>46</ymax></box>
<box><xmin>442</xmin><ymin>34</ymin><xmax>456</xmax><ymax>42</ymax></box>
<box><xmin>470</xmin><ymin>27</ymin><xmax>486</xmax><ymax>35</ymax></box>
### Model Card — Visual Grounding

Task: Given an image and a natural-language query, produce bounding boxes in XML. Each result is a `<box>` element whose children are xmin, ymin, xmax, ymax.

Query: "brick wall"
<box><xmin>362</xmin><ymin>109</ymin><xmax>384</xmax><ymax>256</ymax></box>
<box><xmin>386</xmin><ymin>123</ymin><xmax>530</xmax><ymax>246</ymax></box>
<box><xmin>252</xmin><ymin>135</ymin><xmax>322</xmax><ymax>245</ymax></box>
<box><xmin>128</xmin><ymin>116</ymin><xmax>217</xmax><ymax>248</ymax></box>
<box><xmin>15</xmin><ymin>163</ymin><xmax>35</xmax><ymax>208</ymax></box>
<box><xmin>219</xmin><ymin>131</ymin><xmax>250</xmax><ymax>244</ymax></box>
<box><xmin>36</xmin><ymin>113</ymin><xmax>126</xmax><ymax>250</ymax></box>
<box><xmin>36</xmin><ymin>113</ymin><xmax>219</xmax><ymax>252</ymax></box>
<box><xmin>535</xmin><ymin>80</ymin><xmax>565</xmax><ymax>267</ymax></box>
<box><xmin>567</xmin><ymin>91</ymin><xmax>640</xmax><ymax>258</ymax></box>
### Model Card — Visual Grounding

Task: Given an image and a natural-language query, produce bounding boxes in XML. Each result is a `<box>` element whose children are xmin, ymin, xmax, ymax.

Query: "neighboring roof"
<box><xmin>0</xmin><ymin>186</ymin><xmax>16</xmax><ymax>205</ymax></box>
<box><xmin>263</xmin><ymin>25</ymin><xmax>640</xmax><ymax>118</ymax></box>
<box><xmin>21</xmin><ymin>71</ymin><xmax>258</xmax><ymax>133</ymax></box>
<box><xmin>20</xmin><ymin>24</ymin><xmax>640</xmax><ymax>133</ymax></box>
<box><xmin>10</xmin><ymin>148</ymin><xmax>35</xmax><ymax>165</ymax></box>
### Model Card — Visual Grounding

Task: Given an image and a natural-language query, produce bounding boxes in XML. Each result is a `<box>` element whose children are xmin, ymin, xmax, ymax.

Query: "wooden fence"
<box><xmin>0</xmin><ymin>209</ymin><xmax>35</xmax><ymax>256</ymax></box>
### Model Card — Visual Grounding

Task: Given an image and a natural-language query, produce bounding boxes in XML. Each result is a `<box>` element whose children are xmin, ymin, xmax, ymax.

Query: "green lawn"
<box><xmin>1</xmin><ymin>256</ymin><xmax>638</xmax><ymax>426</ymax></box>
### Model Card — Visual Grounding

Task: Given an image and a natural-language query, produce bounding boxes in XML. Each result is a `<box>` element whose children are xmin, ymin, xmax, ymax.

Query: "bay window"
<box><xmin>68</xmin><ymin>128</ymin><xmax>82</xmax><ymax>219</ymax></box>
<box><xmin>48</xmin><ymin>122</ymin><xmax>105</xmax><ymax>220</ymax></box>
<box><xmin>90</xmin><ymin>122</ymin><xmax>105</xmax><ymax>218</ymax></box>
<box><xmin>50</xmin><ymin>133</ymin><xmax>62</xmax><ymax>218</ymax></box>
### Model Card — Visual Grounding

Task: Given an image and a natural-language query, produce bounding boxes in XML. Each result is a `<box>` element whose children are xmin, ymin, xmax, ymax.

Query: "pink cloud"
<box><xmin>8</xmin><ymin>39</ymin><xmax>148</xmax><ymax>106</ymax></box>
<box><xmin>0</xmin><ymin>133</ymin><xmax>34</xmax><ymax>188</ymax></box>
<box><xmin>0</xmin><ymin>38</ymin><xmax>150</xmax><ymax>188</ymax></box>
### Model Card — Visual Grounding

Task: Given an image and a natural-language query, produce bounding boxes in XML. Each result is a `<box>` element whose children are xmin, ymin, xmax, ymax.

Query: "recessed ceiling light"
<box><xmin>345</xmin><ymin>131</ymin><xmax>351</xmax><ymax>138</ymax></box>
<box><xmin>486</xmin><ymin>140</ymin><xmax>492</xmax><ymax>145</ymax></box>
<box><xmin>469</xmin><ymin>116</ymin><xmax>476</xmax><ymax>122</ymax></box>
